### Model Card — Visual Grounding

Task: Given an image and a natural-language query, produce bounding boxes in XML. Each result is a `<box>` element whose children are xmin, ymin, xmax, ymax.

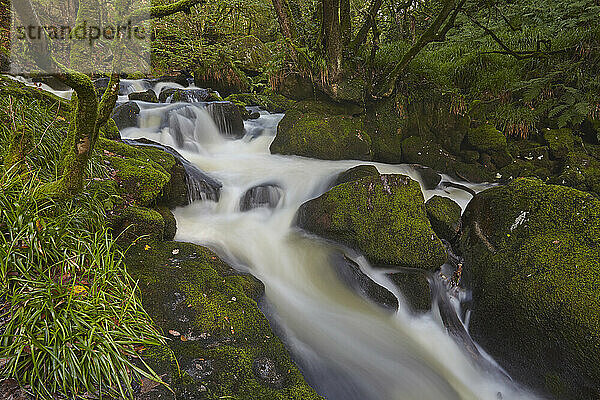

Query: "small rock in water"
<box><xmin>239</xmin><ymin>184</ymin><xmax>283</xmax><ymax>211</ymax></box>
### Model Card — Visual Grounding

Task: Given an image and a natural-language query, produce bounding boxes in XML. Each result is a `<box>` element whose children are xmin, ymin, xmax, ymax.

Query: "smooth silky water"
<box><xmin>36</xmin><ymin>78</ymin><xmax>539</xmax><ymax>400</ymax></box>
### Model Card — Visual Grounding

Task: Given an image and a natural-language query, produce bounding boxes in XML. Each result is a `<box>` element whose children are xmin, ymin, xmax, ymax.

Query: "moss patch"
<box><xmin>543</xmin><ymin>128</ymin><xmax>578</xmax><ymax>160</ymax></box>
<box><xmin>460</xmin><ymin>178</ymin><xmax>600</xmax><ymax>399</ymax></box>
<box><xmin>270</xmin><ymin>101</ymin><xmax>372</xmax><ymax>161</ymax></box>
<box><xmin>297</xmin><ymin>174</ymin><xmax>447</xmax><ymax>269</ymax></box>
<box><xmin>466</xmin><ymin>124</ymin><xmax>507</xmax><ymax>152</ymax></box>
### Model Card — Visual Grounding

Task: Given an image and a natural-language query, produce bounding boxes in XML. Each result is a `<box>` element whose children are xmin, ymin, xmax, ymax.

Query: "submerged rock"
<box><xmin>270</xmin><ymin>101</ymin><xmax>372</xmax><ymax>161</ymax></box>
<box><xmin>240</xmin><ymin>184</ymin><xmax>283</xmax><ymax>211</ymax></box>
<box><xmin>125</xmin><ymin>241</ymin><xmax>323</xmax><ymax>399</ymax></box>
<box><xmin>460</xmin><ymin>178</ymin><xmax>600</xmax><ymax>399</ymax></box>
<box><xmin>297</xmin><ymin>174</ymin><xmax>447</xmax><ymax>269</ymax></box>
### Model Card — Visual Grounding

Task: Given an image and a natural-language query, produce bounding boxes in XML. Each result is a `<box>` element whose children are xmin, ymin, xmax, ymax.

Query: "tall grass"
<box><xmin>0</xmin><ymin>170</ymin><xmax>165</xmax><ymax>399</ymax></box>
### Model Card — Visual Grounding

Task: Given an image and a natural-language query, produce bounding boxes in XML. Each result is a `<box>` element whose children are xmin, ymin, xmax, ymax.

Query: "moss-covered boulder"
<box><xmin>270</xmin><ymin>101</ymin><xmax>372</xmax><ymax>160</ymax></box>
<box><xmin>297</xmin><ymin>174</ymin><xmax>447</xmax><ymax>269</ymax></box>
<box><xmin>466</xmin><ymin>124</ymin><xmax>507</xmax><ymax>152</ymax></box>
<box><xmin>460</xmin><ymin>178</ymin><xmax>600</xmax><ymax>399</ymax></box>
<box><xmin>126</xmin><ymin>241</ymin><xmax>323</xmax><ymax>400</ymax></box>
<box><xmin>332</xmin><ymin>165</ymin><xmax>379</xmax><ymax>186</ymax></box>
<box><xmin>543</xmin><ymin>128</ymin><xmax>578</xmax><ymax>160</ymax></box>
<box><xmin>97</xmin><ymin>138</ymin><xmax>187</xmax><ymax>208</ymax></box>
<box><xmin>365</xmin><ymin>98</ymin><xmax>405</xmax><ymax>163</ymax></box>
<box><xmin>425</xmin><ymin>196</ymin><xmax>461</xmax><ymax>243</ymax></box>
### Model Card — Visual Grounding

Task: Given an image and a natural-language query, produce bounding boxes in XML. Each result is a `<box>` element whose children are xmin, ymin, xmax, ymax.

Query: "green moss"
<box><xmin>113</xmin><ymin>206</ymin><xmax>165</xmax><ymax>244</ymax></box>
<box><xmin>270</xmin><ymin>101</ymin><xmax>372</xmax><ymax>160</ymax></box>
<box><xmin>297</xmin><ymin>174</ymin><xmax>447</xmax><ymax>269</ymax></box>
<box><xmin>390</xmin><ymin>270</ymin><xmax>432</xmax><ymax>313</ymax></box>
<box><xmin>97</xmin><ymin>138</ymin><xmax>180</xmax><ymax>206</ymax></box>
<box><xmin>107</xmin><ymin>157</ymin><xmax>169</xmax><ymax>207</ymax></box>
<box><xmin>466</xmin><ymin>124</ymin><xmax>507</xmax><ymax>152</ymax></box>
<box><xmin>543</xmin><ymin>128</ymin><xmax>578</xmax><ymax>159</ymax></box>
<box><xmin>124</xmin><ymin>241</ymin><xmax>323</xmax><ymax>399</ymax></box>
<box><xmin>460</xmin><ymin>178</ymin><xmax>600</xmax><ymax>398</ymax></box>
<box><xmin>425</xmin><ymin>195</ymin><xmax>461</xmax><ymax>242</ymax></box>
<box><xmin>156</xmin><ymin>206</ymin><xmax>177</xmax><ymax>241</ymax></box>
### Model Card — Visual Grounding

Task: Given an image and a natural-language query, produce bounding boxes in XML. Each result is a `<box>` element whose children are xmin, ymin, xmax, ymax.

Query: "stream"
<box><xmin>40</xmin><ymin>77</ymin><xmax>540</xmax><ymax>400</ymax></box>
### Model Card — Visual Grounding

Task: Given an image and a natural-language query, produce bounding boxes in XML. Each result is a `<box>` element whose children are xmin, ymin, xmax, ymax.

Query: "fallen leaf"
<box><xmin>169</xmin><ymin>330</ymin><xmax>180</xmax><ymax>337</ymax></box>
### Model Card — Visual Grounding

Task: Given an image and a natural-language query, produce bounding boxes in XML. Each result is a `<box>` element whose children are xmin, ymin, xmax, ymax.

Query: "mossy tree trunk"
<box><xmin>13</xmin><ymin>0</ymin><xmax>205</xmax><ymax>198</ymax></box>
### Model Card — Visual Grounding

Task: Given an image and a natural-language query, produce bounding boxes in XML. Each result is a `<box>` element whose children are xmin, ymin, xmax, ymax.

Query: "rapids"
<box><xmin>34</xmin><ymin>78</ymin><xmax>540</xmax><ymax>400</ymax></box>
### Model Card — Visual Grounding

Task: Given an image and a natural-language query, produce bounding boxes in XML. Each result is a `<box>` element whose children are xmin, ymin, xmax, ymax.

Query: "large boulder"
<box><xmin>270</xmin><ymin>101</ymin><xmax>372</xmax><ymax>160</ymax></box>
<box><xmin>460</xmin><ymin>178</ymin><xmax>600</xmax><ymax>399</ymax></box>
<box><xmin>466</xmin><ymin>124</ymin><xmax>507</xmax><ymax>152</ymax></box>
<box><xmin>332</xmin><ymin>165</ymin><xmax>379</xmax><ymax>186</ymax></box>
<box><xmin>297</xmin><ymin>174</ymin><xmax>447</xmax><ymax>269</ymax></box>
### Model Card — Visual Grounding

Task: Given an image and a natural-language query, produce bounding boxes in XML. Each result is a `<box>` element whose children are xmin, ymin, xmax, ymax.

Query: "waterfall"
<box><xmin>119</xmin><ymin>81</ymin><xmax>539</xmax><ymax>400</ymax></box>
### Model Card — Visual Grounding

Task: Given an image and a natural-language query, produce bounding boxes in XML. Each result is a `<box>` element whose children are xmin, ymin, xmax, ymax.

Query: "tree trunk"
<box><xmin>322</xmin><ymin>0</ymin><xmax>342</xmax><ymax>79</ymax></box>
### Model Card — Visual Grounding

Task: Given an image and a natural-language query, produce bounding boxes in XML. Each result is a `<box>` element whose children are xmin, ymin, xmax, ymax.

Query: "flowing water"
<box><xmin>36</xmin><ymin>78</ymin><xmax>539</xmax><ymax>400</ymax></box>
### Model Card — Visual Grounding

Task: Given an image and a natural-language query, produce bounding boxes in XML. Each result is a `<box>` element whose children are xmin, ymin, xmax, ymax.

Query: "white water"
<box><xmin>28</xmin><ymin>76</ymin><xmax>538</xmax><ymax>399</ymax></box>
<box><xmin>117</xmin><ymin>92</ymin><xmax>540</xmax><ymax>400</ymax></box>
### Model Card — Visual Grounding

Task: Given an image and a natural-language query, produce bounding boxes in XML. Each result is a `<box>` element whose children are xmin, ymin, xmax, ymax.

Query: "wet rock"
<box><xmin>460</xmin><ymin>178</ymin><xmax>600</xmax><ymax>399</ymax></box>
<box><xmin>297</xmin><ymin>174</ymin><xmax>447</xmax><ymax>269</ymax></box>
<box><xmin>153</xmin><ymin>72</ymin><xmax>192</xmax><ymax>87</ymax></box>
<box><xmin>271</xmin><ymin>101</ymin><xmax>372</xmax><ymax>161</ymax></box>
<box><xmin>225</xmin><ymin>93</ymin><xmax>296</xmax><ymax>113</ymax></box>
<box><xmin>129</xmin><ymin>89</ymin><xmax>158</xmax><ymax>103</ymax></box>
<box><xmin>401</xmin><ymin>136</ymin><xmax>493</xmax><ymax>183</ymax></box>
<box><xmin>332</xmin><ymin>253</ymin><xmax>398</xmax><ymax>310</ymax></box>
<box><xmin>159</xmin><ymin>87</ymin><xmax>216</xmax><ymax>103</ymax></box>
<box><xmin>206</xmin><ymin>102</ymin><xmax>245</xmax><ymax>138</ymax></box>
<box><xmin>389</xmin><ymin>269</ymin><xmax>432</xmax><ymax>313</ymax></box>
<box><xmin>413</xmin><ymin>165</ymin><xmax>442</xmax><ymax>190</ymax></box>
<box><xmin>425</xmin><ymin>195</ymin><xmax>462</xmax><ymax>244</ymax></box>
<box><xmin>248</xmin><ymin>111</ymin><xmax>260</xmax><ymax>120</ymax></box>
<box><xmin>111</xmin><ymin>101</ymin><xmax>140</xmax><ymax>130</ymax></box>
<box><xmin>240</xmin><ymin>184</ymin><xmax>283</xmax><ymax>211</ymax></box>
<box><xmin>253</xmin><ymin>357</ymin><xmax>285</xmax><ymax>389</ymax></box>
<box><xmin>332</xmin><ymin>165</ymin><xmax>379</xmax><ymax>187</ymax></box>
<box><xmin>156</xmin><ymin>206</ymin><xmax>177</xmax><ymax>241</ymax></box>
